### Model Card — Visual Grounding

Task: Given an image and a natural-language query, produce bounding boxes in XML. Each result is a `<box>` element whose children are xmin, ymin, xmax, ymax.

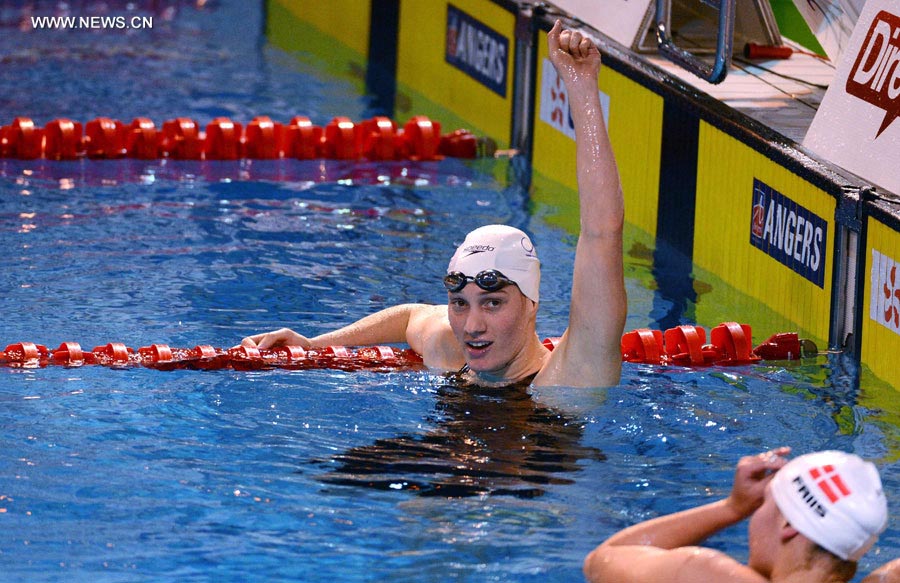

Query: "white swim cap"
<box><xmin>447</xmin><ymin>225</ymin><xmax>541</xmax><ymax>302</ymax></box>
<box><xmin>770</xmin><ymin>450</ymin><xmax>888</xmax><ymax>561</ymax></box>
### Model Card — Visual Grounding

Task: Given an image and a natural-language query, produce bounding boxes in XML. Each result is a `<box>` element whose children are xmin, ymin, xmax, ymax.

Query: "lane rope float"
<box><xmin>0</xmin><ymin>115</ymin><xmax>495</xmax><ymax>162</ymax></box>
<box><xmin>1</xmin><ymin>322</ymin><xmax>817</xmax><ymax>371</ymax></box>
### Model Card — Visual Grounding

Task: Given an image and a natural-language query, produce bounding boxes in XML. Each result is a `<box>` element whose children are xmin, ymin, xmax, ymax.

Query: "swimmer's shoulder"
<box><xmin>586</xmin><ymin>545</ymin><xmax>765</xmax><ymax>583</ymax></box>
<box><xmin>405</xmin><ymin>304</ymin><xmax>464</xmax><ymax>370</ymax></box>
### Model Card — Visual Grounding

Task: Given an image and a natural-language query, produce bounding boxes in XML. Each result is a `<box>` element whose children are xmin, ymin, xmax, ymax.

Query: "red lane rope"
<box><xmin>0</xmin><ymin>342</ymin><xmax>426</xmax><ymax>372</ymax></box>
<box><xmin>1</xmin><ymin>323</ymin><xmax>813</xmax><ymax>371</ymax></box>
<box><xmin>0</xmin><ymin>115</ymin><xmax>490</xmax><ymax>162</ymax></box>
<box><xmin>619</xmin><ymin>322</ymin><xmax>813</xmax><ymax>366</ymax></box>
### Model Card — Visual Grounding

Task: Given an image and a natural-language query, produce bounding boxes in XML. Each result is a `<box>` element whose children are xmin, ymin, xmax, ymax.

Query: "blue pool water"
<box><xmin>2</xmin><ymin>3</ymin><xmax>899</xmax><ymax>582</ymax></box>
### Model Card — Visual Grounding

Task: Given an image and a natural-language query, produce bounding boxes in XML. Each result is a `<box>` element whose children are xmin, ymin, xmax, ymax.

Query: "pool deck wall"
<box><xmin>267</xmin><ymin>0</ymin><xmax>900</xmax><ymax>393</ymax></box>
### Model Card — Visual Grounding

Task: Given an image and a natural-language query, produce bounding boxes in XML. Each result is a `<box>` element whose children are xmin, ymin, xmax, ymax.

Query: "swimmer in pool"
<box><xmin>242</xmin><ymin>20</ymin><xmax>626</xmax><ymax>388</ymax></box>
<box><xmin>583</xmin><ymin>448</ymin><xmax>890</xmax><ymax>583</ymax></box>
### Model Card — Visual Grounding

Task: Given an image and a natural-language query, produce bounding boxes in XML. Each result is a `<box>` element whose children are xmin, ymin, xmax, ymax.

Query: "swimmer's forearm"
<box><xmin>599</xmin><ymin>498</ymin><xmax>744</xmax><ymax>550</ymax></box>
<box><xmin>569</xmin><ymin>67</ymin><xmax>624</xmax><ymax>239</ymax></box>
<box><xmin>308</xmin><ymin>303</ymin><xmax>426</xmax><ymax>348</ymax></box>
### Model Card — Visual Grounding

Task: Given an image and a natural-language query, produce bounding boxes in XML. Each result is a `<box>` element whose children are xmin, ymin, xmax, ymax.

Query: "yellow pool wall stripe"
<box><xmin>266</xmin><ymin>0</ymin><xmax>369</xmax><ymax>83</ymax></box>
<box><xmin>396</xmin><ymin>0</ymin><xmax>515</xmax><ymax>149</ymax></box>
<box><xmin>693</xmin><ymin>122</ymin><xmax>834</xmax><ymax>347</ymax></box>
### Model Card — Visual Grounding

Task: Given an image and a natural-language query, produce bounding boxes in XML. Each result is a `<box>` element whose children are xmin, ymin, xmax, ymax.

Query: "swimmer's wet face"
<box><xmin>447</xmin><ymin>280</ymin><xmax>538</xmax><ymax>377</ymax></box>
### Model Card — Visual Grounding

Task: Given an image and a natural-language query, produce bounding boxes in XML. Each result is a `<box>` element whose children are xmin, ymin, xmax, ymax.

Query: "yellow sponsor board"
<box><xmin>861</xmin><ymin>217</ymin><xmax>900</xmax><ymax>389</ymax></box>
<box><xmin>530</xmin><ymin>28</ymin><xmax>662</xmax><ymax>241</ymax></box>
<box><xmin>396</xmin><ymin>0</ymin><xmax>514</xmax><ymax>148</ymax></box>
<box><xmin>693</xmin><ymin>122</ymin><xmax>833</xmax><ymax>347</ymax></box>
<box><xmin>266</xmin><ymin>0</ymin><xmax>369</xmax><ymax>82</ymax></box>
<box><xmin>858</xmin><ymin>364</ymin><xmax>900</xmax><ymax>461</ymax></box>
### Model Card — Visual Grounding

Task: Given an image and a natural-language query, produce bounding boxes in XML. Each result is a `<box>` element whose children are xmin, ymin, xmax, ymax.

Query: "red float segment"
<box><xmin>44</xmin><ymin>119</ymin><xmax>84</xmax><ymax>160</ymax></box>
<box><xmin>139</xmin><ymin>344</ymin><xmax>173</xmax><ymax>363</ymax></box>
<box><xmin>273</xmin><ymin>345</ymin><xmax>307</xmax><ymax>361</ymax></box>
<box><xmin>711</xmin><ymin>322</ymin><xmax>761</xmax><ymax>365</ymax></box>
<box><xmin>161</xmin><ymin>117</ymin><xmax>202</xmax><ymax>160</ymax></box>
<box><xmin>0</xmin><ymin>117</ymin><xmax>44</xmax><ymax>159</ymax></box>
<box><xmin>92</xmin><ymin>342</ymin><xmax>133</xmax><ymax>366</ymax></box>
<box><xmin>53</xmin><ymin>341</ymin><xmax>85</xmax><ymax>365</ymax></box>
<box><xmin>244</xmin><ymin>116</ymin><xmax>282</xmax><ymax>159</ymax></box>
<box><xmin>2</xmin><ymin>342</ymin><xmax>49</xmax><ymax>365</ymax></box>
<box><xmin>621</xmin><ymin>328</ymin><xmax>664</xmax><ymax>364</ymax></box>
<box><xmin>127</xmin><ymin>118</ymin><xmax>160</xmax><ymax>159</ymax></box>
<box><xmin>357</xmin><ymin>345</ymin><xmax>396</xmax><ymax>360</ymax></box>
<box><xmin>227</xmin><ymin>345</ymin><xmax>267</xmax><ymax>370</ymax></box>
<box><xmin>323</xmin><ymin>116</ymin><xmax>358</xmax><ymax>160</ymax></box>
<box><xmin>359</xmin><ymin>116</ymin><xmax>397</xmax><ymax>160</ymax></box>
<box><xmin>323</xmin><ymin>345</ymin><xmax>351</xmax><ymax>358</ymax></box>
<box><xmin>753</xmin><ymin>332</ymin><xmax>804</xmax><ymax>360</ymax></box>
<box><xmin>439</xmin><ymin>129</ymin><xmax>479</xmax><ymax>158</ymax></box>
<box><xmin>85</xmin><ymin>117</ymin><xmax>128</xmax><ymax>159</ymax></box>
<box><xmin>403</xmin><ymin>115</ymin><xmax>442</xmax><ymax>161</ymax></box>
<box><xmin>664</xmin><ymin>325</ymin><xmax>718</xmax><ymax>366</ymax></box>
<box><xmin>204</xmin><ymin>117</ymin><xmax>242</xmax><ymax>160</ymax></box>
<box><xmin>284</xmin><ymin>115</ymin><xmax>323</xmax><ymax>159</ymax></box>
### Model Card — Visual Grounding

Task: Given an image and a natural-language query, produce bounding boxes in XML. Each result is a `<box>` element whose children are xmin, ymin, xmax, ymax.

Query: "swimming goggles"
<box><xmin>443</xmin><ymin>269</ymin><xmax>514</xmax><ymax>293</ymax></box>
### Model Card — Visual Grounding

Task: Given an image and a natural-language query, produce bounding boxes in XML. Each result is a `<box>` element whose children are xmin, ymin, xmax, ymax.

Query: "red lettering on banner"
<box><xmin>847</xmin><ymin>10</ymin><xmax>900</xmax><ymax>138</ymax></box>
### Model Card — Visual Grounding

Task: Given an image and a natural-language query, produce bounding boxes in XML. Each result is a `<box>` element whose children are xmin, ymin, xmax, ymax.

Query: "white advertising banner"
<box><xmin>539</xmin><ymin>58</ymin><xmax>610</xmax><ymax>140</ymax></box>
<box><xmin>870</xmin><ymin>248</ymin><xmax>900</xmax><ymax>335</ymax></box>
<box><xmin>550</xmin><ymin>0</ymin><xmax>652</xmax><ymax>48</ymax></box>
<box><xmin>790</xmin><ymin>0</ymin><xmax>865</xmax><ymax>62</ymax></box>
<box><xmin>803</xmin><ymin>0</ymin><xmax>900</xmax><ymax>196</ymax></box>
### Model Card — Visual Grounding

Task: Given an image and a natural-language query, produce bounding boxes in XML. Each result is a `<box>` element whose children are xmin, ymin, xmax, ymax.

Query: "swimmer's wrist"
<box><xmin>721</xmin><ymin>496</ymin><xmax>753</xmax><ymax>522</ymax></box>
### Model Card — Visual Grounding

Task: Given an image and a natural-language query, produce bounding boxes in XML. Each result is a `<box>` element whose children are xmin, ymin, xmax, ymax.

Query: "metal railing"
<box><xmin>655</xmin><ymin>0</ymin><xmax>736</xmax><ymax>84</ymax></box>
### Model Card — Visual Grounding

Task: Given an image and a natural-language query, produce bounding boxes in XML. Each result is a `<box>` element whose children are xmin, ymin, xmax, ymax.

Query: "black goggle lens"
<box><xmin>443</xmin><ymin>270</ymin><xmax>512</xmax><ymax>293</ymax></box>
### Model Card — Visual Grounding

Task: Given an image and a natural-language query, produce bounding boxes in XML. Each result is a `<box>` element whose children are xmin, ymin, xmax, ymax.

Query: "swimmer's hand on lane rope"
<box><xmin>241</xmin><ymin>328</ymin><xmax>311</xmax><ymax>350</ymax></box>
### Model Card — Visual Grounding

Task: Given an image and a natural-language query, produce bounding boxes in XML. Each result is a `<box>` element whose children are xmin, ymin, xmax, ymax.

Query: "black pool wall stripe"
<box><xmin>652</xmin><ymin>97</ymin><xmax>701</xmax><ymax>330</ymax></box>
<box><xmin>365</xmin><ymin>0</ymin><xmax>400</xmax><ymax>117</ymax></box>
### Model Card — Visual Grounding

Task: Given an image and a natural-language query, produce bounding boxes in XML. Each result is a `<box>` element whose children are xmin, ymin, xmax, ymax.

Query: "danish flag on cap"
<box><xmin>809</xmin><ymin>464</ymin><xmax>852</xmax><ymax>504</ymax></box>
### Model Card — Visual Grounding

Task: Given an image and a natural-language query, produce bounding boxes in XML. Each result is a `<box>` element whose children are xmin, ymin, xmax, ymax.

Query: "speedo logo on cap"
<box><xmin>463</xmin><ymin>244</ymin><xmax>494</xmax><ymax>257</ymax></box>
<box><xmin>791</xmin><ymin>475</ymin><xmax>828</xmax><ymax>517</ymax></box>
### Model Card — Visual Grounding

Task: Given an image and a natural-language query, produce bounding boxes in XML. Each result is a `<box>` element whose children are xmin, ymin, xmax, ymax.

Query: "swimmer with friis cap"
<box><xmin>242</xmin><ymin>21</ymin><xmax>626</xmax><ymax>388</ymax></box>
<box><xmin>584</xmin><ymin>448</ymin><xmax>895</xmax><ymax>583</ymax></box>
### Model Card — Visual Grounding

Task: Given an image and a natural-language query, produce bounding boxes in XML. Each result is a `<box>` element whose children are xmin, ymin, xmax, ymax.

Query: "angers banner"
<box><xmin>445</xmin><ymin>4</ymin><xmax>508</xmax><ymax>98</ymax></box>
<box><xmin>805</xmin><ymin>0</ymin><xmax>900</xmax><ymax>196</ymax></box>
<box><xmin>750</xmin><ymin>179</ymin><xmax>828</xmax><ymax>288</ymax></box>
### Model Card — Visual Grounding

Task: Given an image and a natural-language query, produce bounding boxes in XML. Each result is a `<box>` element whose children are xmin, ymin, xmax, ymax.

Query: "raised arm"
<box><xmin>535</xmin><ymin>21</ymin><xmax>626</xmax><ymax>388</ymax></box>
<box><xmin>241</xmin><ymin>303</ymin><xmax>462</xmax><ymax>369</ymax></box>
<box><xmin>583</xmin><ymin>448</ymin><xmax>789</xmax><ymax>582</ymax></box>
